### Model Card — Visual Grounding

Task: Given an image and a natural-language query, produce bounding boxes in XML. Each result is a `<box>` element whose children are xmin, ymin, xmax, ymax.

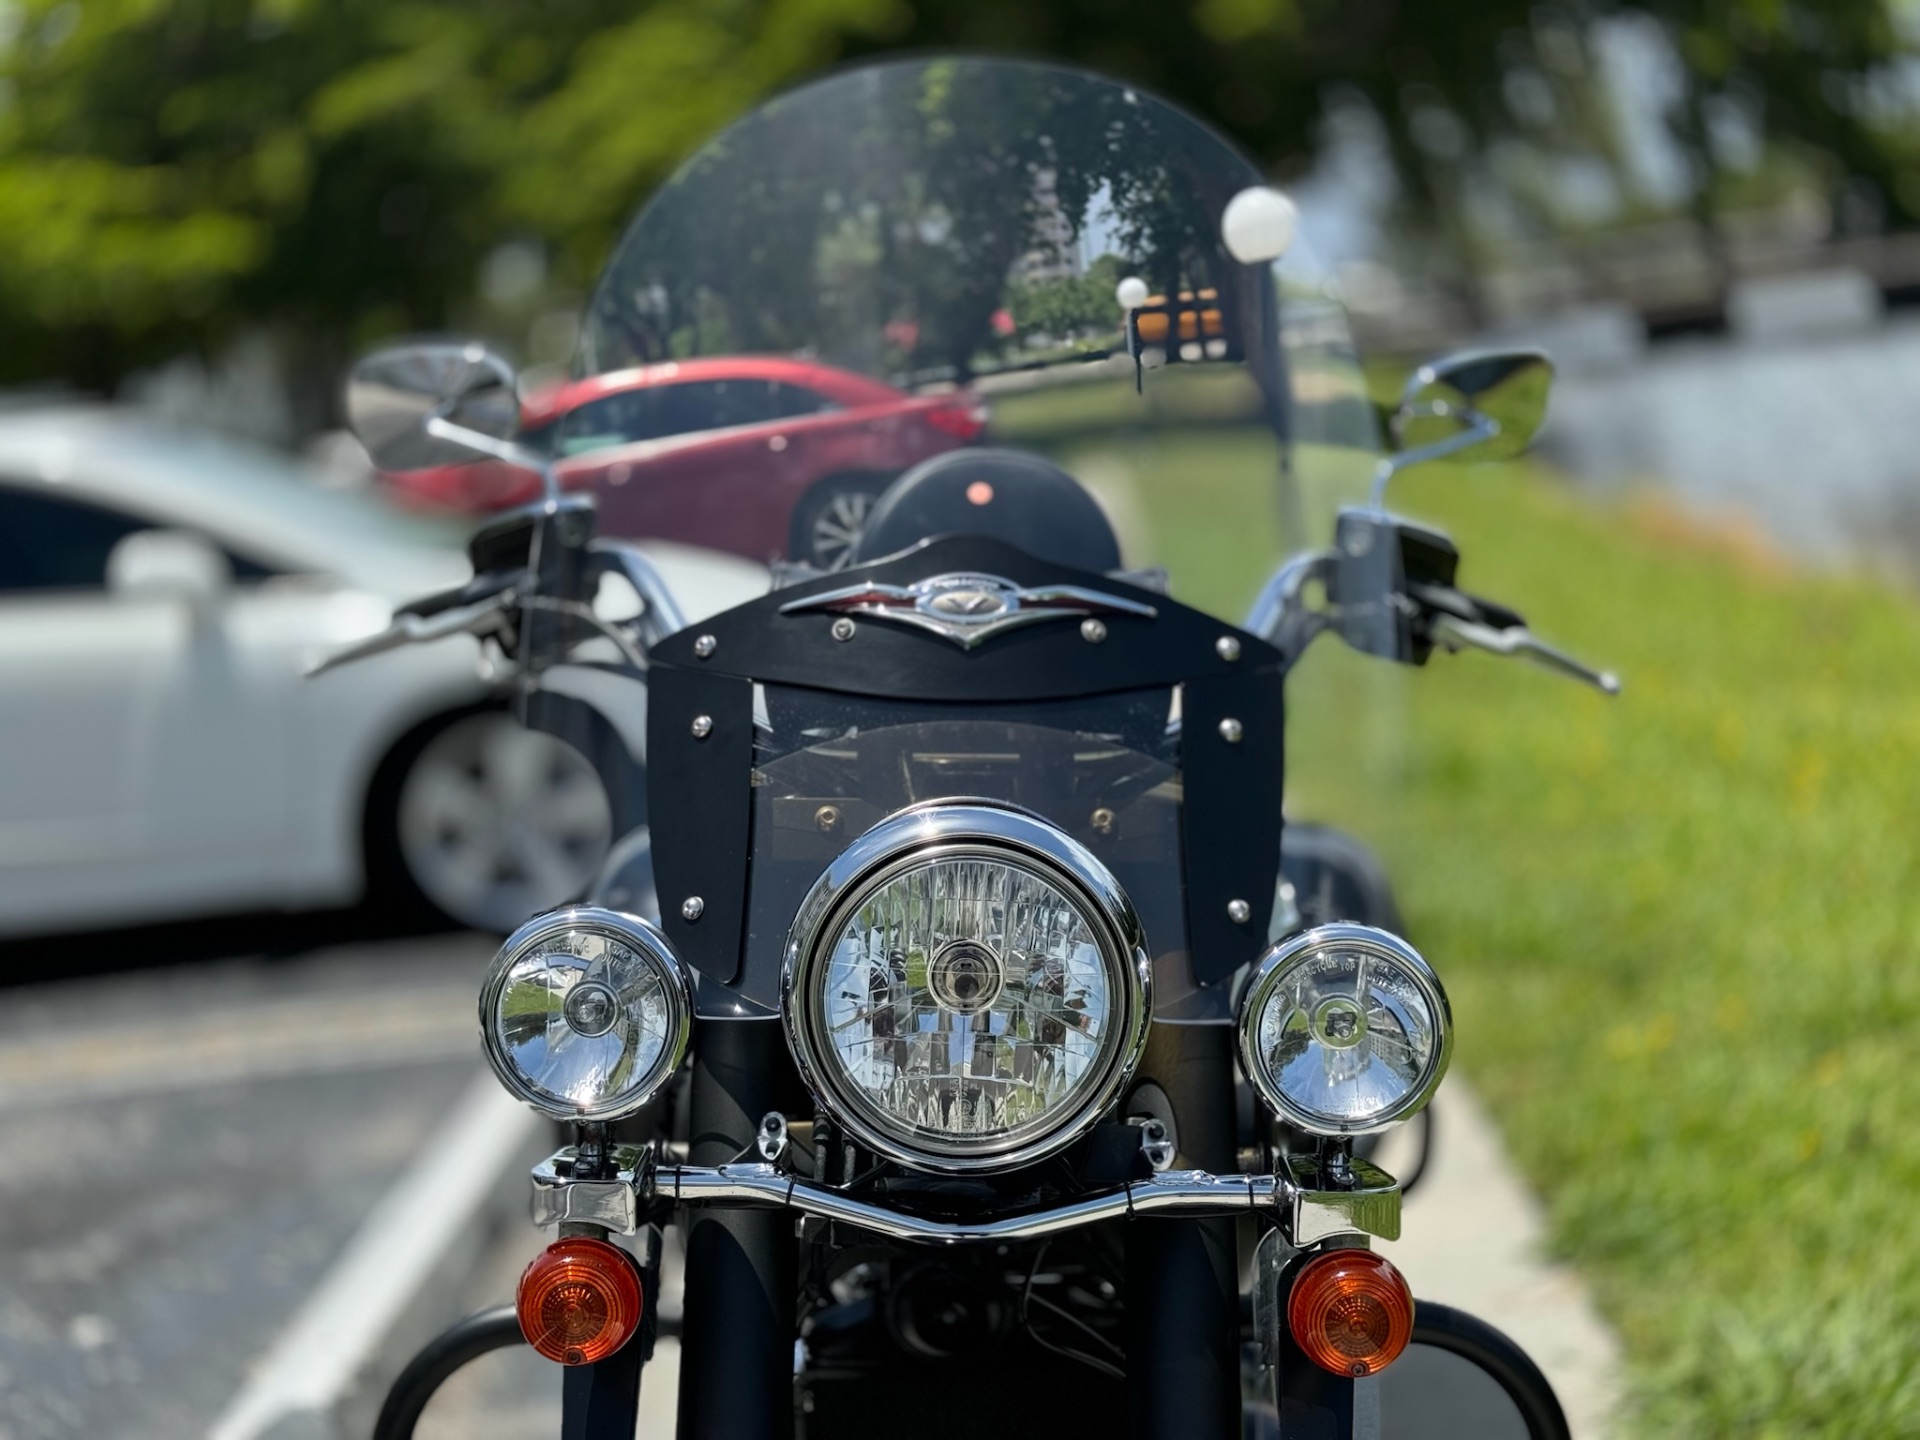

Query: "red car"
<box><xmin>382</xmin><ymin>357</ymin><xmax>988</xmax><ymax>569</ymax></box>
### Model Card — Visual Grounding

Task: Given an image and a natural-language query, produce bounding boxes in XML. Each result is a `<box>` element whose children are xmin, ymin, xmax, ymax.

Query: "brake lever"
<box><xmin>305</xmin><ymin>592</ymin><xmax>515</xmax><ymax>678</ymax></box>
<box><xmin>1428</xmin><ymin>613</ymin><xmax>1621</xmax><ymax>696</ymax></box>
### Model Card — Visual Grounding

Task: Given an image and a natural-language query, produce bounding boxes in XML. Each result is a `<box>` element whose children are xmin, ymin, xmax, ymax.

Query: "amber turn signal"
<box><xmin>516</xmin><ymin>1236</ymin><xmax>644</xmax><ymax>1366</ymax></box>
<box><xmin>1287</xmin><ymin>1249</ymin><xmax>1414</xmax><ymax>1378</ymax></box>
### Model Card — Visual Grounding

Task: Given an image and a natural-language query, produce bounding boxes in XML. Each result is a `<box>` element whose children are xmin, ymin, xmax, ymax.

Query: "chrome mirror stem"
<box><xmin>422</xmin><ymin>415</ymin><xmax>559</xmax><ymax>505</ymax></box>
<box><xmin>1367</xmin><ymin>413</ymin><xmax>1499</xmax><ymax>508</ymax></box>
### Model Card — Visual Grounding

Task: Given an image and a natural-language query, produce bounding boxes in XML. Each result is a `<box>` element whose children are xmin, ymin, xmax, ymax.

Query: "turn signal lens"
<box><xmin>516</xmin><ymin>1237</ymin><xmax>644</xmax><ymax>1365</ymax></box>
<box><xmin>1287</xmin><ymin>1250</ymin><xmax>1414</xmax><ymax>1377</ymax></box>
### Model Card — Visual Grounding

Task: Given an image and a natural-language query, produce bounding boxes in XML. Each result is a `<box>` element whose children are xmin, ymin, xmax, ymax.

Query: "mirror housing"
<box><xmin>107</xmin><ymin>530</ymin><xmax>231</xmax><ymax>609</ymax></box>
<box><xmin>1390</xmin><ymin>349</ymin><xmax>1553</xmax><ymax>464</ymax></box>
<box><xmin>345</xmin><ymin>341</ymin><xmax>522</xmax><ymax>472</ymax></box>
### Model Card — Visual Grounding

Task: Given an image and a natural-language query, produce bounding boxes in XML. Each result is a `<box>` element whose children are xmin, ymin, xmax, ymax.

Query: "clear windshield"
<box><xmin>588</xmin><ymin>58</ymin><xmax>1411</xmax><ymax>998</ymax></box>
<box><xmin>580</xmin><ymin>56</ymin><xmax>1379</xmax><ymax>588</ymax></box>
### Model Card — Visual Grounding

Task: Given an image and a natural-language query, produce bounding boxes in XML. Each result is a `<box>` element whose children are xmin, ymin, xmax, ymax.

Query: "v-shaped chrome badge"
<box><xmin>780</xmin><ymin>572</ymin><xmax>1157</xmax><ymax>649</ymax></box>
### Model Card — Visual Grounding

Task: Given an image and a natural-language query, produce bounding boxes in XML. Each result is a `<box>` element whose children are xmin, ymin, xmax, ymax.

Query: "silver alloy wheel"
<box><xmin>809</xmin><ymin>487</ymin><xmax>878</xmax><ymax>570</ymax></box>
<box><xmin>395</xmin><ymin>712</ymin><xmax>614</xmax><ymax>933</ymax></box>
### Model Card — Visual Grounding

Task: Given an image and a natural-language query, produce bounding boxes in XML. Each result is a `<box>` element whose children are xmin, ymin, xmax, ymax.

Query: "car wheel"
<box><xmin>381</xmin><ymin>710</ymin><xmax>614</xmax><ymax>934</ymax></box>
<box><xmin>791</xmin><ymin>474</ymin><xmax>892</xmax><ymax>570</ymax></box>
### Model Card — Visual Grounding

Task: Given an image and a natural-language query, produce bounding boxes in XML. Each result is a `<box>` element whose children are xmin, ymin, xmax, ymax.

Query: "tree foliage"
<box><xmin>0</xmin><ymin>0</ymin><xmax>1911</xmax><ymax>413</ymax></box>
<box><xmin>0</xmin><ymin>0</ymin><xmax>896</xmax><ymax>404</ymax></box>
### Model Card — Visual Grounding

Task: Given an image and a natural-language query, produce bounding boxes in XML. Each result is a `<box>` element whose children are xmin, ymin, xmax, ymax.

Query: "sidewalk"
<box><xmin>1377</xmin><ymin>1082</ymin><xmax>1624</xmax><ymax>1439</ymax></box>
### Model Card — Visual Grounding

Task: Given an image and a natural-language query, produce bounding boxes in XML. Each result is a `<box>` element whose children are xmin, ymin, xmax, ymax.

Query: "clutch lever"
<box><xmin>305</xmin><ymin>590</ymin><xmax>515</xmax><ymax>678</ymax></box>
<box><xmin>396</xmin><ymin>567</ymin><xmax>521</xmax><ymax>621</ymax></box>
<box><xmin>1428</xmin><ymin>612</ymin><xmax>1622</xmax><ymax>696</ymax></box>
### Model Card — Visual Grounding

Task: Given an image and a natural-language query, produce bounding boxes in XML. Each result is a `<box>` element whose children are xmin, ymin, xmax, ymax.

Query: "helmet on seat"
<box><xmin>849</xmin><ymin>448</ymin><xmax>1122</xmax><ymax>573</ymax></box>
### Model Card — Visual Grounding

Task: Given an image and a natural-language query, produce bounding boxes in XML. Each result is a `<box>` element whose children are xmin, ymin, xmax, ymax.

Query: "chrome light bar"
<box><xmin>529</xmin><ymin>1146</ymin><xmax>1400</xmax><ymax>1250</ymax></box>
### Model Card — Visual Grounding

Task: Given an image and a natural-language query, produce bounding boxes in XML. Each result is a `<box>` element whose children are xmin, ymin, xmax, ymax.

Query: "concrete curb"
<box><xmin>1377</xmin><ymin>1081</ymin><xmax>1625</xmax><ymax>1439</ymax></box>
<box><xmin>206</xmin><ymin>1069</ymin><xmax>546</xmax><ymax>1440</ymax></box>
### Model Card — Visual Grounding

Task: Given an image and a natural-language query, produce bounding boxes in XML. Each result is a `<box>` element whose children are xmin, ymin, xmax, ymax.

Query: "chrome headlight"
<box><xmin>481</xmin><ymin>906</ymin><xmax>694</xmax><ymax>1121</ymax></box>
<box><xmin>784</xmin><ymin>801</ymin><xmax>1152</xmax><ymax>1174</ymax></box>
<box><xmin>1238</xmin><ymin>923</ymin><xmax>1451</xmax><ymax>1136</ymax></box>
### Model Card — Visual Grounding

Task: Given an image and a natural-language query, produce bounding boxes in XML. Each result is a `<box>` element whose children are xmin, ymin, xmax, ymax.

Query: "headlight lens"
<box><xmin>1238</xmin><ymin>923</ymin><xmax>1450</xmax><ymax>1135</ymax></box>
<box><xmin>785</xmin><ymin>801</ymin><xmax>1151</xmax><ymax>1173</ymax></box>
<box><xmin>481</xmin><ymin>906</ymin><xmax>694</xmax><ymax>1121</ymax></box>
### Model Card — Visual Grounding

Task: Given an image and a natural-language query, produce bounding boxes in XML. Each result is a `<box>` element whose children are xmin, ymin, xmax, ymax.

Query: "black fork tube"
<box><xmin>561</xmin><ymin>1335</ymin><xmax>646</xmax><ymax>1440</ymax></box>
<box><xmin>678</xmin><ymin>1015</ymin><xmax>795</xmax><ymax>1440</ymax></box>
<box><xmin>1276</xmin><ymin>1329</ymin><xmax>1377</xmax><ymax>1439</ymax></box>
<box><xmin>1126</xmin><ymin>1018</ymin><xmax>1240</xmax><ymax>1440</ymax></box>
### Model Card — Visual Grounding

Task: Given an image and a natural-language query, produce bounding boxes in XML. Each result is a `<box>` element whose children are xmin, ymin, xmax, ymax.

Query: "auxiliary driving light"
<box><xmin>516</xmin><ymin>1236</ymin><xmax>644</xmax><ymax>1365</ymax></box>
<box><xmin>1288</xmin><ymin>1249</ymin><xmax>1414</xmax><ymax>1377</ymax></box>
<box><xmin>1238</xmin><ymin>923</ymin><xmax>1451</xmax><ymax>1136</ymax></box>
<box><xmin>481</xmin><ymin>906</ymin><xmax>694</xmax><ymax>1121</ymax></box>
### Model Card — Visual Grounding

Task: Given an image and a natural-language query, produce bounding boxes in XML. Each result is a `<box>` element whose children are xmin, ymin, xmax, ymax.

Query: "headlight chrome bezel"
<box><xmin>481</xmin><ymin>905</ymin><xmax>695</xmax><ymax>1122</ymax></box>
<box><xmin>783</xmin><ymin>799</ymin><xmax>1153</xmax><ymax>1175</ymax></box>
<box><xmin>1238</xmin><ymin>922</ymin><xmax>1452</xmax><ymax>1137</ymax></box>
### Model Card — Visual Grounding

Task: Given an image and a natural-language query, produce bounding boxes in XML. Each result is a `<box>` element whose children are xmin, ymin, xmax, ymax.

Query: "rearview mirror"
<box><xmin>344</xmin><ymin>341</ymin><xmax>522</xmax><ymax>473</ymax></box>
<box><xmin>1391</xmin><ymin>349</ymin><xmax>1553</xmax><ymax>463</ymax></box>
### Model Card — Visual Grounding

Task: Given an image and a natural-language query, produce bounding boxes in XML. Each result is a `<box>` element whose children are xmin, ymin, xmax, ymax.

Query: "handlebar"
<box><xmin>1246</xmin><ymin>512</ymin><xmax>1620</xmax><ymax>697</ymax></box>
<box><xmin>306</xmin><ymin>497</ymin><xmax>687</xmax><ymax>682</ymax></box>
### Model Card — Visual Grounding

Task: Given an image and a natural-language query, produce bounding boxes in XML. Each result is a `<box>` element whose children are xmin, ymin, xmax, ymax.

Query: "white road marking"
<box><xmin>0</xmin><ymin>985</ymin><xmax>480</xmax><ymax>1107</ymax></box>
<box><xmin>206</xmin><ymin>1067</ymin><xmax>544</xmax><ymax>1440</ymax></box>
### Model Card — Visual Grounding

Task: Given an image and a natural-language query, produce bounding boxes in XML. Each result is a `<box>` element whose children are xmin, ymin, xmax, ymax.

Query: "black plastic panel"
<box><xmin>646</xmin><ymin>663</ymin><xmax>754</xmax><ymax>986</ymax></box>
<box><xmin>1180</xmin><ymin>667</ymin><xmax>1286</xmax><ymax>986</ymax></box>
<box><xmin>649</xmin><ymin>533</ymin><xmax>1287</xmax><ymax>995</ymax></box>
<box><xmin>648</xmin><ymin>535</ymin><xmax>1279</xmax><ymax>702</ymax></box>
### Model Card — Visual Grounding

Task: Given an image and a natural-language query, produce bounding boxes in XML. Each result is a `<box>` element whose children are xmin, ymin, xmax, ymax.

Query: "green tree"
<box><xmin>0</xmin><ymin>0</ymin><xmax>895</xmax><ymax>421</ymax></box>
<box><xmin>0</xmin><ymin>0</ymin><xmax>1911</xmax><ymax>421</ymax></box>
<box><xmin>872</xmin><ymin>0</ymin><xmax>1919</xmax><ymax>316</ymax></box>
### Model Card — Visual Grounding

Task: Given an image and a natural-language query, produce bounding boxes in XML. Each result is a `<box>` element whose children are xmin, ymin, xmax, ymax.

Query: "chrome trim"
<box><xmin>780</xmin><ymin>573</ymin><xmax>1155</xmax><ymax>650</ymax></box>
<box><xmin>524</xmin><ymin>1149</ymin><xmax>1404</xmax><ymax>1247</ymax></box>
<box><xmin>1429</xmin><ymin>612</ymin><xmax>1622</xmax><ymax>696</ymax></box>
<box><xmin>1236</xmin><ymin>923</ymin><xmax>1453</xmax><ymax>1137</ymax></box>
<box><xmin>669</xmin><ymin>1164</ymin><xmax>1271</xmax><ymax>1244</ymax></box>
<box><xmin>589</xmin><ymin>538</ymin><xmax>689</xmax><ymax>645</ymax></box>
<box><xmin>479</xmin><ymin>905</ymin><xmax>696</xmax><ymax>1122</ymax></box>
<box><xmin>782</xmin><ymin>799</ymin><xmax>1153</xmax><ymax>1175</ymax></box>
<box><xmin>1244</xmin><ymin>550</ymin><xmax>1336</xmax><ymax>662</ymax></box>
<box><xmin>1284</xmin><ymin>1152</ymin><xmax>1403</xmax><ymax>1244</ymax></box>
<box><xmin>531</xmin><ymin>1144</ymin><xmax>654</xmax><ymax>1233</ymax></box>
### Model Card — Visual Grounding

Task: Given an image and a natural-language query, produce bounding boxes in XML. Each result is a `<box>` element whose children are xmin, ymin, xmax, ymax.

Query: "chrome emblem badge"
<box><xmin>781</xmin><ymin>572</ymin><xmax>1155</xmax><ymax>649</ymax></box>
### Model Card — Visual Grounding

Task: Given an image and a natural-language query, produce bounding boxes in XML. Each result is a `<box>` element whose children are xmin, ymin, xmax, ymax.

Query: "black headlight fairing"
<box><xmin>645</xmin><ymin>536</ymin><xmax>1284</xmax><ymax>1016</ymax></box>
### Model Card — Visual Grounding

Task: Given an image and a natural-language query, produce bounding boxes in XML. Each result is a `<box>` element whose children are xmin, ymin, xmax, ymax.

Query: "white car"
<box><xmin>0</xmin><ymin>405</ymin><xmax>767</xmax><ymax>937</ymax></box>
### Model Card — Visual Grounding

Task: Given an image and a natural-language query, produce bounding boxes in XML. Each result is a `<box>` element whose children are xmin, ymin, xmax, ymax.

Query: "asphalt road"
<box><xmin>0</xmin><ymin>920</ymin><xmax>496</xmax><ymax>1440</ymax></box>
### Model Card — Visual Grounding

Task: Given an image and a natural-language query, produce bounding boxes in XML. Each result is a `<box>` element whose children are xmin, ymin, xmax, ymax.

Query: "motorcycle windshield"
<box><xmin>575</xmin><ymin>56</ymin><xmax>1380</xmax><ymax>582</ymax></box>
<box><xmin>595</xmin><ymin>58</ymin><xmax>1416</xmax><ymax>1019</ymax></box>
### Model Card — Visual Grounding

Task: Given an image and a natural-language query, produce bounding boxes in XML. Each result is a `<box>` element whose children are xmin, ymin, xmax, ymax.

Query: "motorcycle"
<box><xmin>327</xmin><ymin>56</ymin><xmax>1619</xmax><ymax>1440</ymax></box>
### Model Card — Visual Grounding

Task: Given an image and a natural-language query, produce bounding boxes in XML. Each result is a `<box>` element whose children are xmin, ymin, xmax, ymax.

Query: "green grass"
<box><xmin>1071</xmin><ymin>424</ymin><xmax>1920</xmax><ymax>1436</ymax></box>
